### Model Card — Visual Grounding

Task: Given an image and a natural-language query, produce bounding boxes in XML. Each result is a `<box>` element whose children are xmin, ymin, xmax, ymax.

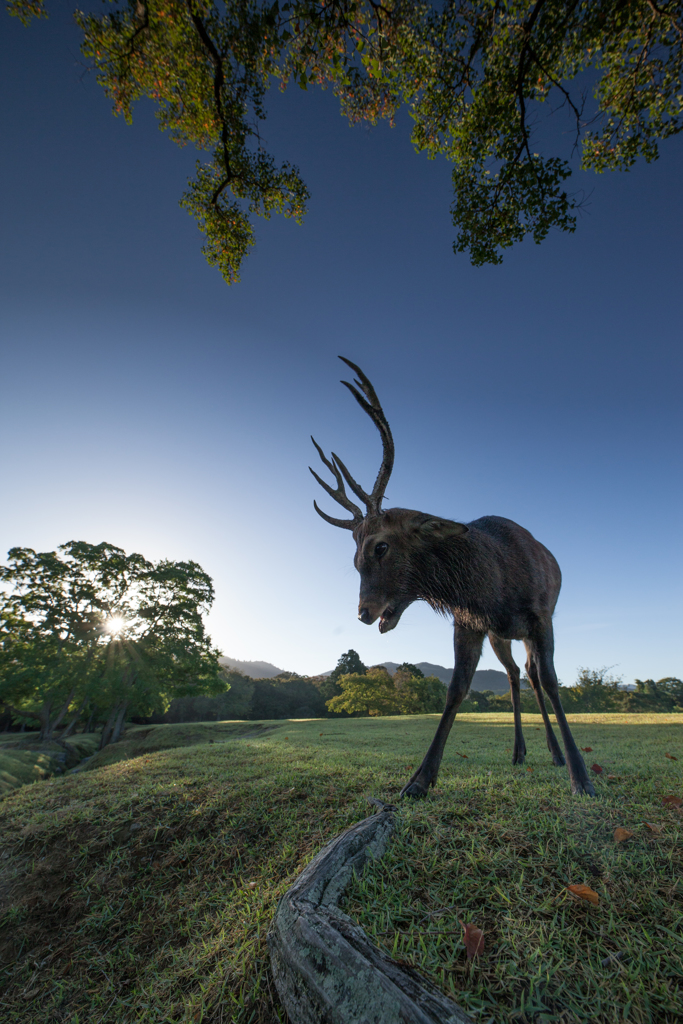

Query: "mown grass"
<box><xmin>0</xmin><ymin>714</ymin><xmax>681</xmax><ymax>1024</ymax></box>
<box><xmin>346</xmin><ymin>716</ymin><xmax>683</xmax><ymax>1024</ymax></box>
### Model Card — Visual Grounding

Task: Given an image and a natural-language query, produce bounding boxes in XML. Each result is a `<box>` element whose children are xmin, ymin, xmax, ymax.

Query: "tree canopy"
<box><xmin>328</xmin><ymin>648</ymin><xmax>367</xmax><ymax>683</ymax></box>
<box><xmin>0</xmin><ymin>541</ymin><xmax>222</xmax><ymax>744</ymax></box>
<box><xmin>460</xmin><ymin>666</ymin><xmax>683</xmax><ymax>713</ymax></box>
<box><xmin>326</xmin><ymin>664</ymin><xmax>446</xmax><ymax>715</ymax></box>
<box><xmin>9</xmin><ymin>0</ymin><xmax>682</xmax><ymax>281</ymax></box>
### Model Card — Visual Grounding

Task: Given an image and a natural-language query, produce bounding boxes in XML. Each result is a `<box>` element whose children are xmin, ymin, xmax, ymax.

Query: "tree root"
<box><xmin>267</xmin><ymin>800</ymin><xmax>473</xmax><ymax>1024</ymax></box>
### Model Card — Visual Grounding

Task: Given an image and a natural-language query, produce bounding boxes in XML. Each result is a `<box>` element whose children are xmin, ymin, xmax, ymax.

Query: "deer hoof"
<box><xmin>571</xmin><ymin>778</ymin><xmax>596</xmax><ymax>797</ymax></box>
<box><xmin>400</xmin><ymin>780</ymin><xmax>429</xmax><ymax>800</ymax></box>
<box><xmin>551</xmin><ymin>753</ymin><xmax>566</xmax><ymax>767</ymax></box>
<box><xmin>512</xmin><ymin>750</ymin><xmax>526</xmax><ymax>765</ymax></box>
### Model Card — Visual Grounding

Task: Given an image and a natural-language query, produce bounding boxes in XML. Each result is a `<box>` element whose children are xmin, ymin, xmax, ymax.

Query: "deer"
<box><xmin>310</xmin><ymin>357</ymin><xmax>595</xmax><ymax>799</ymax></box>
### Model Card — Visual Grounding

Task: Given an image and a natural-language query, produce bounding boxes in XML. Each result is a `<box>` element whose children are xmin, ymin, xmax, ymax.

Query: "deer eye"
<box><xmin>375</xmin><ymin>542</ymin><xmax>388</xmax><ymax>559</ymax></box>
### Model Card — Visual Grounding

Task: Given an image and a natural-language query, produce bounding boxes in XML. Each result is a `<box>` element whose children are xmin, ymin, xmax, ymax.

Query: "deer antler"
<box><xmin>309</xmin><ymin>438</ymin><xmax>364</xmax><ymax>530</ymax></box>
<box><xmin>310</xmin><ymin>357</ymin><xmax>395</xmax><ymax>529</ymax></box>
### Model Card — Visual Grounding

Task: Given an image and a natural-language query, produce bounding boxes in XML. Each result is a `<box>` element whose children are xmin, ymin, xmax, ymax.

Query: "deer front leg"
<box><xmin>400</xmin><ymin>628</ymin><xmax>484</xmax><ymax>799</ymax></box>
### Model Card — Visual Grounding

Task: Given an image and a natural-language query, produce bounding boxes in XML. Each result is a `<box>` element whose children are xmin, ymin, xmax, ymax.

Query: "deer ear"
<box><xmin>417</xmin><ymin>518</ymin><xmax>468</xmax><ymax>540</ymax></box>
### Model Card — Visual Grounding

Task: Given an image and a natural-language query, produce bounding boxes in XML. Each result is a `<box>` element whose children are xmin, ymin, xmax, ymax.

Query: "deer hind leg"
<box><xmin>523</xmin><ymin>649</ymin><xmax>565</xmax><ymax>767</ymax></box>
<box><xmin>400</xmin><ymin>627</ymin><xmax>484</xmax><ymax>799</ymax></box>
<box><xmin>488</xmin><ymin>633</ymin><xmax>526</xmax><ymax>765</ymax></box>
<box><xmin>526</xmin><ymin>627</ymin><xmax>595</xmax><ymax>796</ymax></box>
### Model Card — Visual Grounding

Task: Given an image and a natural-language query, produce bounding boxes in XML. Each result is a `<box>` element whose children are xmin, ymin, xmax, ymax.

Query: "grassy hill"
<box><xmin>1</xmin><ymin>715</ymin><xmax>681</xmax><ymax>1023</ymax></box>
<box><xmin>0</xmin><ymin>733</ymin><xmax>100</xmax><ymax>798</ymax></box>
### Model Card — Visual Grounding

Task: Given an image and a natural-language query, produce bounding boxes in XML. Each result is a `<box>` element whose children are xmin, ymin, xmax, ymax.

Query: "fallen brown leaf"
<box><xmin>319</xmin><ymin>732</ymin><xmax>323</xmax><ymax>736</ymax></box>
<box><xmin>613</xmin><ymin>827</ymin><xmax>634</xmax><ymax>844</ymax></box>
<box><xmin>591</xmin><ymin>763</ymin><xmax>604</xmax><ymax>774</ymax></box>
<box><xmin>455</xmin><ymin>752</ymin><xmax>468</xmax><ymax>759</ymax></box>
<box><xmin>664</xmin><ymin>753</ymin><xmax>678</xmax><ymax>761</ymax></box>
<box><xmin>661</xmin><ymin>795</ymin><xmax>682</xmax><ymax>808</ymax></box>
<box><xmin>567</xmin><ymin>883</ymin><xmax>599</xmax><ymax>905</ymax></box>
<box><xmin>581</xmin><ymin>747</ymin><xmax>593</xmax><ymax>752</ymax></box>
<box><xmin>526</xmin><ymin>768</ymin><xmax>533</xmax><ymax>772</ymax></box>
<box><xmin>607</xmin><ymin>774</ymin><xmax>618</xmax><ymax>780</ymax></box>
<box><xmin>644</xmin><ymin>822</ymin><xmax>662</xmax><ymax>834</ymax></box>
<box><xmin>460</xmin><ymin>920</ymin><xmax>485</xmax><ymax>959</ymax></box>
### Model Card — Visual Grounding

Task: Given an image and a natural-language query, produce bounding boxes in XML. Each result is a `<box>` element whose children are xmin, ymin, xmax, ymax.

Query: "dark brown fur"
<box><xmin>311</xmin><ymin>359</ymin><xmax>595</xmax><ymax>798</ymax></box>
<box><xmin>353</xmin><ymin>508</ymin><xmax>595</xmax><ymax>797</ymax></box>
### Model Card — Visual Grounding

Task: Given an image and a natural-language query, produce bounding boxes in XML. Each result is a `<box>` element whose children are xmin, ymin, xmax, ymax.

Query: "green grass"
<box><xmin>0</xmin><ymin>734</ymin><xmax>100</xmax><ymax>797</ymax></box>
<box><xmin>0</xmin><ymin>714</ymin><xmax>681</xmax><ymax>1024</ymax></box>
<box><xmin>80</xmin><ymin>721</ymin><xmax>279</xmax><ymax>772</ymax></box>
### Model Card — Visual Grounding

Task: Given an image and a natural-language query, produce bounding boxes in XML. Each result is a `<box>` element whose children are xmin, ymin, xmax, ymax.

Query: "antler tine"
<box><xmin>338</xmin><ymin>356</ymin><xmax>382</xmax><ymax>409</ymax></box>
<box><xmin>309</xmin><ymin>437</ymin><xmax>363</xmax><ymax>524</ymax></box>
<box><xmin>338</xmin><ymin>356</ymin><xmax>395</xmax><ymax>514</ymax></box>
<box><xmin>331</xmin><ymin>451</ymin><xmax>371</xmax><ymax>507</ymax></box>
<box><xmin>312</xmin><ymin>500</ymin><xmax>357</xmax><ymax>531</ymax></box>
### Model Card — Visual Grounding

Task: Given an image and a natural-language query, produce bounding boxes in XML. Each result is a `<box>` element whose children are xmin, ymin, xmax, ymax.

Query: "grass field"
<box><xmin>0</xmin><ymin>714</ymin><xmax>681</xmax><ymax>1024</ymax></box>
<box><xmin>0</xmin><ymin>734</ymin><xmax>100</xmax><ymax>798</ymax></box>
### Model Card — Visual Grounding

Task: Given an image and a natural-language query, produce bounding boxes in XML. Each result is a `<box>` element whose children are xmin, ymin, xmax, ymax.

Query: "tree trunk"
<box><xmin>44</xmin><ymin>688</ymin><xmax>77</xmax><ymax>741</ymax></box>
<box><xmin>268</xmin><ymin>802</ymin><xmax>473</xmax><ymax>1024</ymax></box>
<box><xmin>110</xmin><ymin>702</ymin><xmax>128</xmax><ymax>744</ymax></box>
<box><xmin>61</xmin><ymin>699</ymin><xmax>87</xmax><ymax>739</ymax></box>
<box><xmin>100</xmin><ymin>668</ymin><xmax>134</xmax><ymax>749</ymax></box>
<box><xmin>2</xmin><ymin>703</ymin><xmax>41</xmax><ymax>732</ymax></box>
<box><xmin>100</xmin><ymin>700</ymin><xmax>130</xmax><ymax>748</ymax></box>
<box><xmin>99</xmin><ymin>703</ymin><xmax>120</xmax><ymax>750</ymax></box>
<box><xmin>38</xmin><ymin>707</ymin><xmax>52</xmax><ymax>742</ymax></box>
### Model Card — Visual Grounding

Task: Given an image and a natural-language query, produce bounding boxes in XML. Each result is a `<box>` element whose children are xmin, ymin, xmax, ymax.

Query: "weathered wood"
<box><xmin>267</xmin><ymin>803</ymin><xmax>474</xmax><ymax>1024</ymax></box>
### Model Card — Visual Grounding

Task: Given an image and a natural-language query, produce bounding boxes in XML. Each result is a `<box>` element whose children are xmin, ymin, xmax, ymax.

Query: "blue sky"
<box><xmin>1</xmin><ymin>7</ymin><xmax>681</xmax><ymax>683</ymax></box>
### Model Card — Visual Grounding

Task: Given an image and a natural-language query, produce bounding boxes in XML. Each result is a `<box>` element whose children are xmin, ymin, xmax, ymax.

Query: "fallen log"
<box><xmin>268</xmin><ymin>801</ymin><xmax>474</xmax><ymax>1024</ymax></box>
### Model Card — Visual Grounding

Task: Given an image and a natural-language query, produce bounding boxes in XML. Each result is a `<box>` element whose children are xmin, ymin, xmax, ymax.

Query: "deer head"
<box><xmin>310</xmin><ymin>358</ymin><xmax>467</xmax><ymax>633</ymax></box>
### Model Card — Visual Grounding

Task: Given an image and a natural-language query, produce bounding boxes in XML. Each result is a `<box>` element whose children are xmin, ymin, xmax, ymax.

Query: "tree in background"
<box><xmin>326</xmin><ymin>667</ymin><xmax>398</xmax><ymax>716</ymax></box>
<box><xmin>614</xmin><ymin>676</ymin><xmax>683</xmax><ymax>713</ymax></box>
<box><xmin>393</xmin><ymin>667</ymin><xmax>447</xmax><ymax>715</ymax></box>
<box><xmin>9</xmin><ymin>1</ymin><xmax>681</xmax><ymax>281</ymax></box>
<box><xmin>327</xmin><ymin>665</ymin><xmax>446</xmax><ymax>716</ymax></box>
<box><xmin>394</xmin><ymin>663</ymin><xmax>424</xmax><ymax>682</ymax></box>
<box><xmin>562</xmin><ymin>666</ymin><xmax>624</xmax><ymax>712</ymax></box>
<box><xmin>313</xmin><ymin>649</ymin><xmax>368</xmax><ymax>707</ymax></box>
<box><xmin>91</xmin><ymin>549</ymin><xmax>223</xmax><ymax>747</ymax></box>
<box><xmin>0</xmin><ymin>546</ymin><xmax>107</xmax><ymax>740</ymax></box>
<box><xmin>457</xmin><ymin>667</ymin><xmax>683</xmax><ymax>713</ymax></box>
<box><xmin>0</xmin><ymin>542</ymin><xmax>223</xmax><ymax>745</ymax></box>
<box><xmin>328</xmin><ymin>650</ymin><xmax>367</xmax><ymax>684</ymax></box>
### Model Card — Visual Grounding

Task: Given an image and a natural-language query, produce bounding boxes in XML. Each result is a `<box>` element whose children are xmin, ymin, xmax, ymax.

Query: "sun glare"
<box><xmin>104</xmin><ymin>615</ymin><xmax>126</xmax><ymax>636</ymax></box>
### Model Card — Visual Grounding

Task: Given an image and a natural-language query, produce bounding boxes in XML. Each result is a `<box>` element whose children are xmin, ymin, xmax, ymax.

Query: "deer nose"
<box><xmin>358</xmin><ymin>607</ymin><xmax>373</xmax><ymax>625</ymax></box>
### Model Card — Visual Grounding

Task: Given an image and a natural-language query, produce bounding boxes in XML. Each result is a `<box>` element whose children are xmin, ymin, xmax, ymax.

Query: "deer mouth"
<box><xmin>379</xmin><ymin>606</ymin><xmax>398</xmax><ymax>633</ymax></box>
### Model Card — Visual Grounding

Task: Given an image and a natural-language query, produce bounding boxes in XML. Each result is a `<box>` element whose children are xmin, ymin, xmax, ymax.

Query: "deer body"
<box><xmin>311</xmin><ymin>359</ymin><xmax>595</xmax><ymax>798</ymax></box>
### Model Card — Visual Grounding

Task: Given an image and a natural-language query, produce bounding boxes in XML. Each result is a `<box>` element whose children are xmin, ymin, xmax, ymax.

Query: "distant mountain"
<box><xmin>221</xmin><ymin>655</ymin><xmax>518</xmax><ymax>693</ymax></box>
<box><xmin>380</xmin><ymin>663</ymin><xmax>514</xmax><ymax>693</ymax></box>
<box><xmin>219</xmin><ymin>657</ymin><xmax>285</xmax><ymax>679</ymax></box>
